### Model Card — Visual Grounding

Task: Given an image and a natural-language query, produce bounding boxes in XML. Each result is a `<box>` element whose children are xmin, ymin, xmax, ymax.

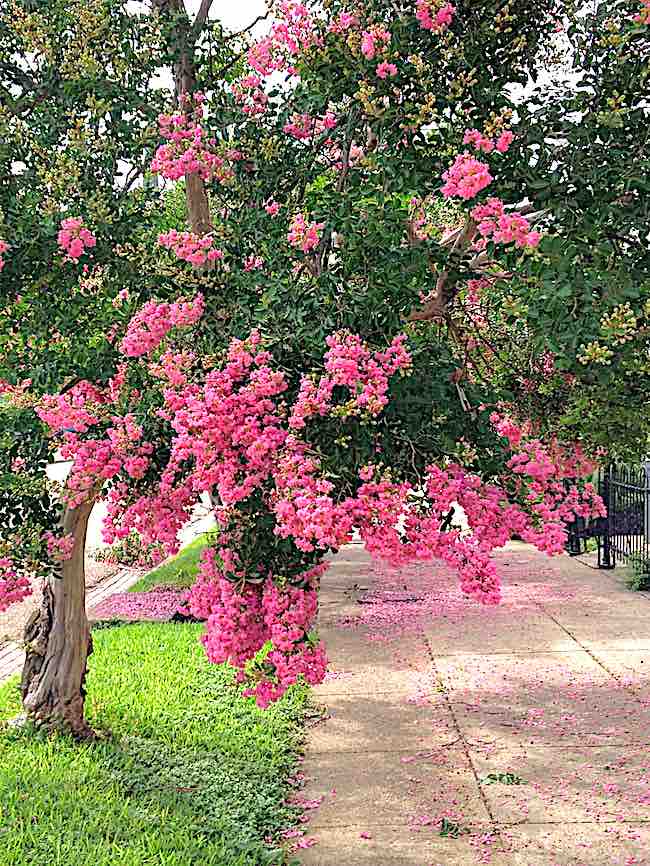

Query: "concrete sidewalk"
<box><xmin>298</xmin><ymin>543</ymin><xmax>650</xmax><ymax>866</ymax></box>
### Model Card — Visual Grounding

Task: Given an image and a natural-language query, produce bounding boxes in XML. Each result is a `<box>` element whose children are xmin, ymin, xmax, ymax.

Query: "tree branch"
<box><xmin>407</xmin><ymin>218</ymin><xmax>477</xmax><ymax>322</ymax></box>
<box><xmin>224</xmin><ymin>9</ymin><xmax>271</xmax><ymax>41</ymax></box>
<box><xmin>191</xmin><ymin>0</ymin><xmax>215</xmax><ymax>38</ymax></box>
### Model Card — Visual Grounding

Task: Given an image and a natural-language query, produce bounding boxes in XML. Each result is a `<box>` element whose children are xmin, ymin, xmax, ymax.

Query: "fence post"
<box><xmin>644</xmin><ymin>462</ymin><xmax>650</xmax><ymax>548</ymax></box>
<box><xmin>599</xmin><ymin>466</ymin><xmax>614</xmax><ymax>569</ymax></box>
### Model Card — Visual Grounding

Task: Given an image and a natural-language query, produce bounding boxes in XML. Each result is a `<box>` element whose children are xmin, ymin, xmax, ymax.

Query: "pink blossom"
<box><xmin>416</xmin><ymin>1</ymin><xmax>455</xmax><ymax>31</ymax></box>
<box><xmin>120</xmin><ymin>295</ymin><xmax>205</xmax><ymax>358</ymax></box>
<box><xmin>441</xmin><ymin>152</ymin><xmax>493</xmax><ymax>199</ymax></box>
<box><xmin>231</xmin><ymin>74</ymin><xmax>268</xmax><ymax>117</ymax></box>
<box><xmin>328</xmin><ymin>11</ymin><xmax>358</xmax><ymax>33</ymax></box>
<box><xmin>158</xmin><ymin>229</ymin><xmax>223</xmax><ymax>266</ymax></box>
<box><xmin>470</xmin><ymin>198</ymin><xmax>541</xmax><ymax>248</ymax></box>
<box><xmin>152</xmin><ymin>93</ymin><xmax>234</xmax><ymax>184</ymax></box>
<box><xmin>0</xmin><ymin>557</ymin><xmax>31</xmax><ymax>612</ymax></box>
<box><xmin>57</xmin><ymin>217</ymin><xmax>96</xmax><ymax>261</ymax></box>
<box><xmin>376</xmin><ymin>61</ymin><xmax>398</xmax><ymax>79</ymax></box>
<box><xmin>361</xmin><ymin>26</ymin><xmax>391</xmax><ymax>59</ymax></box>
<box><xmin>44</xmin><ymin>532</ymin><xmax>75</xmax><ymax>562</ymax></box>
<box><xmin>244</xmin><ymin>254</ymin><xmax>264</xmax><ymax>271</ymax></box>
<box><xmin>247</xmin><ymin>1</ymin><xmax>320</xmax><ymax>76</ymax></box>
<box><xmin>287</xmin><ymin>213</ymin><xmax>325</xmax><ymax>252</ymax></box>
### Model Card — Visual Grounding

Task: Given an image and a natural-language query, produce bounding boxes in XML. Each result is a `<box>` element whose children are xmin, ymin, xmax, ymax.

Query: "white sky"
<box><xmin>195</xmin><ymin>0</ymin><xmax>267</xmax><ymax>31</ymax></box>
<box><xmin>127</xmin><ymin>1</ymin><xmax>268</xmax><ymax>33</ymax></box>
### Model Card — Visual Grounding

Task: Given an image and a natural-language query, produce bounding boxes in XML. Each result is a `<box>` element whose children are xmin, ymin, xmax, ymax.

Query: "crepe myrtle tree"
<box><xmin>0</xmin><ymin>0</ymin><xmax>245</xmax><ymax>733</ymax></box>
<box><xmin>1</xmin><ymin>0</ymin><xmax>648</xmax><ymax>734</ymax></box>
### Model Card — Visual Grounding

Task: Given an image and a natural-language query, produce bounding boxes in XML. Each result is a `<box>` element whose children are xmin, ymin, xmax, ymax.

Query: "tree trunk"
<box><xmin>152</xmin><ymin>0</ymin><xmax>214</xmax><ymax>248</ymax></box>
<box><xmin>21</xmin><ymin>498</ymin><xmax>95</xmax><ymax>737</ymax></box>
<box><xmin>185</xmin><ymin>171</ymin><xmax>212</xmax><ymax>236</ymax></box>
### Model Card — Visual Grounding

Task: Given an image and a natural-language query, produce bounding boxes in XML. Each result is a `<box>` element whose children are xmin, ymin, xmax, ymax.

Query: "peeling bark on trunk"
<box><xmin>21</xmin><ymin>498</ymin><xmax>95</xmax><ymax>737</ymax></box>
<box><xmin>153</xmin><ymin>0</ymin><xmax>214</xmax><ymax>259</ymax></box>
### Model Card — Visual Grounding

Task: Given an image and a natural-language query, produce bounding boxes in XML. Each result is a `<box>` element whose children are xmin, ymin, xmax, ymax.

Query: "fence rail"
<box><xmin>566</xmin><ymin>464</ymin><xmax>650</xmax><ymax>571</ymax></box>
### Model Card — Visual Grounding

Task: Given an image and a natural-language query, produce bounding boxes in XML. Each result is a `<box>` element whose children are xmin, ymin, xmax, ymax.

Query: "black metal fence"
<box><xmin>566</xmin><ymin>464</ymin><xmax>650</xmax><ymax>571</ymax></box>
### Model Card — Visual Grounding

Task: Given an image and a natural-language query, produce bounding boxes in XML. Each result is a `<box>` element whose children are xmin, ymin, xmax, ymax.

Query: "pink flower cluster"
<box><xmin>148</xmin><ymin>349</ymin><xmax>195</xmax><ymax>389</ymax></box>
<box><xmin>345</xmin><ymin>422</ymin><xmax>604</xmax><ymax>604</ymax></box>
<box><xmin>441</xmin><ymin>152</ymin><xmax>493</xmax><ymax>199</ymax></box>
<box><xmin>272</xmin><ymin>441</ymin><xmax>353</xmax><ymax>551</ymax></box>
<box><xmin>518</xmin><ymin>350</ymin><xmax>560</xmax><ymax>393</ymax></box>
<box><xmin>231</xmin><ymin>74</ymin><xmax>268</xmax><ymax>117</ymax></box>
<box><xmin>248</xmin><ymin>573</ymin><xmax>328</xmax><ymax>707</ymax></box>
<box><xmin>283</xmin><ymin>111</ymin><xmax>337</xmax><ymax>141</ymax></box>
<box><xmin>376</xmin><ymin>61</ymin><xmax>398</xmax><ymax>79</ymax></box>
<box><xmin>288</xmin><ymin>213</ymin><xmax>325</xmax><ymax>252</ymax></box>
<box><xmin>290</xmin><ymin>332</ymin><xmax>412</xmax><ymax>427</ymax></box>
<box><xmin>326</xmin><ymin>140</ymin><xmax>364</xmax><ymax>172</ymax></box>
<box><xmin>185</xmin><ymin>549</ymin><xmax>328</xmax><ymax>707</ymax></box>
<box><xmin>152</xmin><ymin>93</ymin><xmax>233</xmax><ymax>183</ymax></box>
<box><xmin>30</xmin><ymin>306</ymin><xmax>607</xmax><ymax>705</ymax></box>
<box><xmin>463</xmin><ymin>128</ymin><xmax>514</xmax><ymax>154</ymax></box>
<box><xmin>471</xmin><ymin>198</ymin><xmax>541</xmax><ymax>248</ymax></box>
<box><xmin>247</xmin><ymin>1</ymin><xmax>320</xmax><ymax>76</ymax></box>
<box><xmin>415</xmin><ymin>0</ymin><xmax>455</xmax><ymax>31</ymax></box>
<box><xmin>37</xmin><ymin>382</ymin><xmax>103</xmax><ymax>435</ymax></box>
<box><xmin>0</xmin><ymin>239</ymin><xmax>9</xmax><ymax>272</ymax></box>
<box><xmin>44</xmin><ymin>532</ymin><xmax>75</xmax><ymax>562</ymax></box>
<box><xmin>55</xmin><ymin>413</ymin><xmax>155</xmax><ymax>508</ymax></box>
<box><xmin>328</xmin><ymin>11</ymin><xmax>358</xmax><ymax>33</ymax></box>
<box><xmin>57</xmin><ymin>217</ymin><xmax>96</xmax><ymax>261</ymax></box>
<box><xmin>0</xmin><ymin>557</ymin><xmax>31</xmax><ymax>612</ymax></box>
<box><xmin>361</xmin><ymin>26</ymin><xmax>391</xmax><ymax>60</ymax></box>
<box><xmin>158</xmin><ymin>230</ymin><xmax>224</xmax><ymax>266</ymax></box>
<box><xmin>153</xmin><ymin>330</ymin><xmax>289</xmax><ymax>509</ymax></box>
<box><xmin>244</xmin><ymin>254</ymin><xmax>264</xmax><ymax>271</ymax></box>
<box><xmin>119</xmin><ymin>294</ymin><xmax>205</xmax><ymax>357</ymax></box>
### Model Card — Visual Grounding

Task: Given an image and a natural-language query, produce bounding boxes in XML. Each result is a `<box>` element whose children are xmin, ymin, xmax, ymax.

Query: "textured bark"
<box><xmin>185</xmin><ymin>171</ymin><xmax>212</xmax><ymax>236</ymax></box>
<box><xmin>21</xmin><ymin>498</ymin><xmax>95</xmax><ymax>737</ymax></box>
<box><xmin>153</xmin><ymin>0</ymin><xmax>214</xmax><ymax>247</ymax></box>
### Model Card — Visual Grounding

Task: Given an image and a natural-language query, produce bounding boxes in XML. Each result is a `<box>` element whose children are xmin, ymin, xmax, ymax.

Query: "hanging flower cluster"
<box><xmin>288</xmin><ymin>213</ymin><xmax>325</xmax><ymax>252</ymax></box>
<box><xmin>415</xmin><ymin>0</ymin><xmax>456</xmax><ymax>32</ymax></box>
<box><xmin>57</xmin><ymin>217</ymin><xmax>96</xmax><ymax>261</ymax></box>
<box><xmin>184</xmin><ymin>552</ymin><xmax>328</xmax><ymax>707</ymax></box>
<box><xmin>463</xmin><ymin>127</ymin><xmax>514</xmax><ymax>154</ymax></box>
<box><xmin>283</xmin><ymin>111</ymin><xmax>337</xmax><ymax>141</ymax></box>
<box><xmin>44</xmin><ymin>532</ymin><xmax>75</xmax><ymax>562</ymax></box>
<box><xmin>158</xmin><ymin>229</ymin><xmax>224</xmax><ymax>266</ymax></box>
<box><xmin>471</xmin><ymin>198</ymin><xmax>541</xmax><ymax>248</ymax></box>
<box><xmin>360</xmin><ymin>25</ymin><xmax>391</xmax><ymax>59</ymax></box>
<box><xmin>247</xmin><ymin>1</ymin><xmax>321</xmax><ymax>76</ymax></box>
<box><xmin>0</xmin><ymin>557</ymin><xmax>32</xmax><ymax>612</ymax></box>
<box><xmin>441</xmin><ymin>152</ymin><xmax>493</xmax><ymax>199</ymax></box>
<box><xmin>29</xmin><ymin>301</ymin><xmax>605</xmax><ymax>706</ymax></box>
<box><xmin>231</xmin><ymin>74</ymin><xmax>268</xmax><ymax>117</ymax></box>
<box><xmin>36</xmin><ymin>380</ymin><xmax>105</xmax><ymax>434</ymax></box>
<box><xmin>376</xmin><ymin>61</ymin><xmax>398</xmax><ymax>78</ymax></box>
<box><xmin>119</xmin><ymin>294</ymin><xmax>205</xmax><ymax>358</ymax></box>
<box><xmin>151</xmin><ymin>93</ymin><xmax>233</xmax><ymax>183</ymax></box>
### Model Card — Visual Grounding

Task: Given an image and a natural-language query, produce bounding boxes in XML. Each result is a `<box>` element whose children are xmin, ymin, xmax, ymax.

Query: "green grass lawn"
<box><xmin>0</xmin><ymin>622</ymin><xmax>308</xmax><ymax>866</ymax></box>
<box><xmin>129</xmin><ymin>533</ymin><xmax>212</xmax><ymax>592</ymax></box>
